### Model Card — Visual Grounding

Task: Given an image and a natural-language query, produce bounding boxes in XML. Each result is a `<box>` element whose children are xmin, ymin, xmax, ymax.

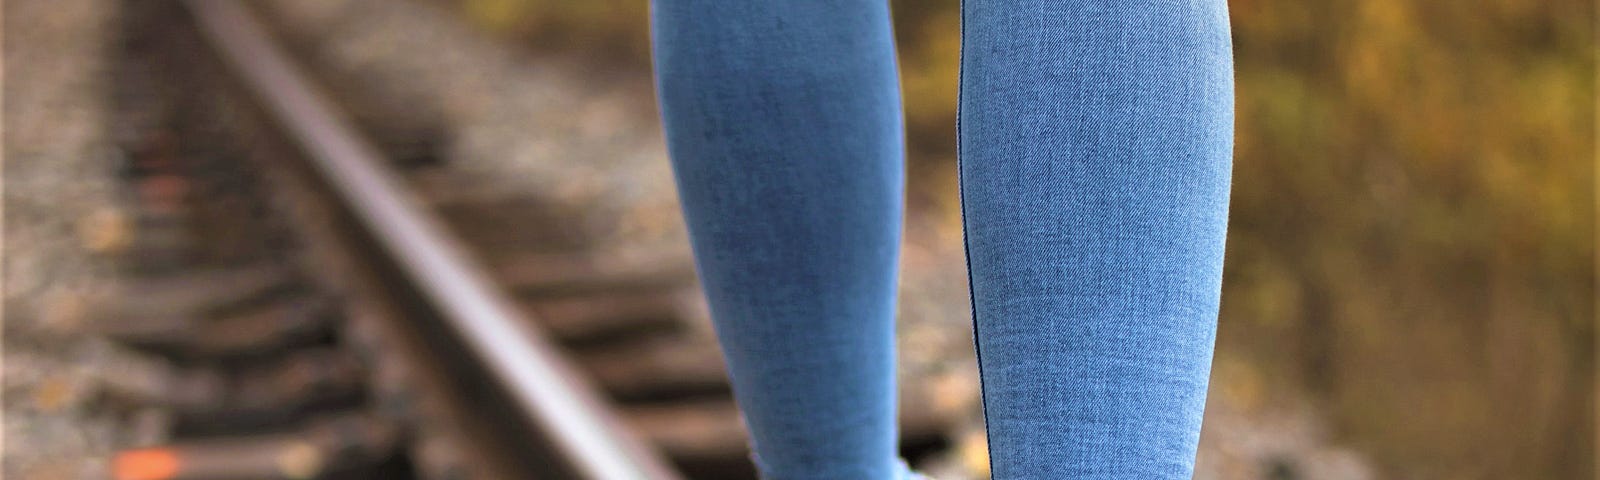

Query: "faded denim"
<box><xmin>650</xmin><ymin>0</ymin><xmax>1233</xmax><ymax>478</ymax></box>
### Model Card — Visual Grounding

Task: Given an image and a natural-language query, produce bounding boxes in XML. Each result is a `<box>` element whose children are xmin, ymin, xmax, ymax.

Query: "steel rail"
<box><xmin>179</xmin><ymin>1</ymin><xmax>683</xmax><ymax>478</ymax></box>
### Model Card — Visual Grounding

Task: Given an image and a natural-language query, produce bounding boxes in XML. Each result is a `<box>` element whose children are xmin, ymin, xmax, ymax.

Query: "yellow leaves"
<box><xmin>1224</xmin><ymin>2</ymin><xmax>1592</xmax><ymax>476</ymax></box>
<box><xmin>1353</xmin><ymin>0</ymin><xmax>1414</xmax><ymax>40</ymax></box>
<box><xmin>462</xmin><ymin>0</ymin><xmax>532</xmax><ymax>35</ymax></box>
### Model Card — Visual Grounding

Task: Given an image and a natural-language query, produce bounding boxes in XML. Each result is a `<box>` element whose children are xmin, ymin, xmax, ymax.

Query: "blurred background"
<box><xmin>456</xmin><ymin>0</ymin><xmax>1598</xmax><ymax>476</ymax></box>
<box><xmin>5</xmin><ymin>0</ymin><xmax>1594</xmax><ymax>479</ymax></box>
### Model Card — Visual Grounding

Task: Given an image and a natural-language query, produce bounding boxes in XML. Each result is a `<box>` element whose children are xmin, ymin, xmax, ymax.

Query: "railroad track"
<box><xmin>102</xmin><ymin>1</ymin><xmax>958</xmax><ymax>479</ymax></box>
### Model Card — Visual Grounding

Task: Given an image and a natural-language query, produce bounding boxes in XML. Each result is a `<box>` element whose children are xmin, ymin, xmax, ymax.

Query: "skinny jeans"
<box><xmin>650</xmin><ymin>1</ymin><xmax>1234</xmax><ymax>478</ymax></box>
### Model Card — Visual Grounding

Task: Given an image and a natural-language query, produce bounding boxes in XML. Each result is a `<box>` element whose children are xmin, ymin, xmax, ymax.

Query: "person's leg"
<box><xmin>650</xmin><ymin>1</ymin><xmax>906</xmax><ymax>478</ymax></box>
<box><xmin>959</xmin><ymin>1</ymin><xmax>1234</xmax><ymax>478</ymax></box>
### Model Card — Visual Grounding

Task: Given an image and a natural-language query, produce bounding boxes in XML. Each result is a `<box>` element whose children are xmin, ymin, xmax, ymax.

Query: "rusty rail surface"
<box><xmin>178</xmin><ymin>1</ymin><xmax>684</xmax><ymax>478</ymax></box>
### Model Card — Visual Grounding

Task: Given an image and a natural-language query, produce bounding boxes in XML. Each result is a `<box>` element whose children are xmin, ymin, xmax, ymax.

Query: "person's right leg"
<box><xmin>650</xmin><ymin>1</ymin><xmax>907</xmax><ymax>478</ymax></box>
<box><xmin>959</xmin><ymin>1</ymin><xmax>1236</xmax><ymax>478</ymax></box>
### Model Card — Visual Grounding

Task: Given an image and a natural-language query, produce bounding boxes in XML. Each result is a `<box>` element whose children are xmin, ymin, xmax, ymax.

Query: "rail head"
<box><xmin>178</xmin><ymin>1</ymin><xmax>683</xmax><ymax>478</ymax></box>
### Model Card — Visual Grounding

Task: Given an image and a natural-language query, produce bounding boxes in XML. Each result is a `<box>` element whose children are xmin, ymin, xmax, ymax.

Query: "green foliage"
<box><xmin>452</xmin><ymin>0</ymin><xmax>1594</xmax><ymax>477</ymax></box>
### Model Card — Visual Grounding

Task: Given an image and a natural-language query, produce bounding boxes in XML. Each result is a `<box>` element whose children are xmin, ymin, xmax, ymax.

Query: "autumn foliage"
<box><xmin>457</xmin><ymin>0</ymin><xmax>1594</xmax><ymax>477</ymax></box>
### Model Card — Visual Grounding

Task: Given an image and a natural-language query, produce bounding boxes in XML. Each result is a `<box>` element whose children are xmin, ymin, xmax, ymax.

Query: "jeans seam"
<box><xmin>953</xmin><ymin>0</ymin><xmax>997</xmax><ymax>475</ymax></box>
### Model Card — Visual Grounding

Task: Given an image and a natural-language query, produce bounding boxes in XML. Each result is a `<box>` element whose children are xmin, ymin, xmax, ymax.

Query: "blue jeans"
<box><xmin>651</xmin><ymin>1</ymin><xmax>1233</xmax><ymax>478</ymax></box>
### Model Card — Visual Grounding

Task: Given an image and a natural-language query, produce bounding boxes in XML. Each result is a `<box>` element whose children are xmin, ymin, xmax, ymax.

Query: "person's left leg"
<box><xmin>957</xmin><ymin>0</ymin><xmax>1236</xmax><ymax>477</ymax></box>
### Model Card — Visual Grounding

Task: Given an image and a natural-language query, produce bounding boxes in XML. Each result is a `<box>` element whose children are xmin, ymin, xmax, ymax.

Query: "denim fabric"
<box><xmin>651</xmin><ymin>0</ymin><xmax>1232</xmax><ymax>478</ymax></box>
<box><xmin>959</xmin><ymin>1</ymin><xmax>1234</xmax><ymax>478</ymax></box>
<box><xmin>650</xmin><ymin>2</ymin><xmax>906</xmax><ymax>479</ymax></box>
